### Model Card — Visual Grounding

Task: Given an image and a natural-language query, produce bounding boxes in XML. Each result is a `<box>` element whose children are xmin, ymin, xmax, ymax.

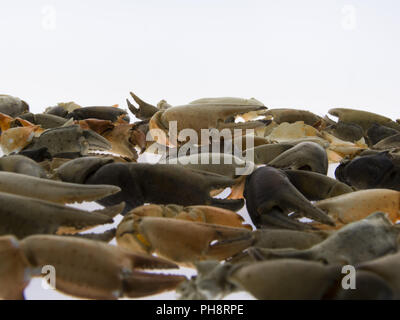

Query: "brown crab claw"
<box><xmin>328</xmin><ymin>108</ymin><xmax>400</xmax><ymax>132</ymax></box>
<box><xmin>18</xmin><ymin>235</ymin><xmax>184</xmax><ymax>299</ymax></box>
<box><xmin>149</xmin><ymin>104</ymin><xmax>268</xmax><ymax>146</ymax></box>
<box><xmin>127</xmin><ymin>91</ymin><xmax>159</xmax><ymax>121</ymax></box>
<box><xmin>128</xmin><ymin>204</ymin><xmax>252</xmax><ymax>229</ymax></box>
<box><xmin>102</xmin><ymin>123</ymin><xmax>147</xmax><ymax>159</ymax></box>
<box><xmin>0</xmin><ymin>235</ymin><xmax>30</xmax><ymax>300</ymax></box>
<box><xmin>116</xmin><ymin>216</ymin><xmax>253</xmax><ymax>266</ymax></box>
<box><xmin>244</xmin><ymin>166</ymin><xmax>335</xmax><ymax>230</ymax></box>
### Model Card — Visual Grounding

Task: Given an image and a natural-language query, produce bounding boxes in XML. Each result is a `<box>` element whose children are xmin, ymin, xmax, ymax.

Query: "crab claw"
<box><xmin>23</xmin><ymin>125</ymin><xmax>111</xmax><ymax>157</ymax></box>
<box><xmin>0</xmin><ymin>112</ymin><xmax>15</xmax><ymax>132</ymax></box>
<box><xmin>244</xmin><ymin>143</ymin><xmax>294</xmax><ymax>165</ymax></box>
<box><xmin>264</xmin><ymin>108</ymin><xmax>322</xmax><ymax>126</ymax></box>
<box><xmin>57</xmin><ymin>161</ymin><xmax>244</xmax><ymax>214</ymax></box>
<box><xmin>128</xmin><ymin>204</ymin><xmax>252</xmax><ymax>230</ymax></box>
<box><xmin>244</xmin><ymin>166</ymin><xmax>335</xmax><ymax>230</ymax></box>
<box><xmin>19</xmin><ymin>235</ymin><xmax>184</xmax><ymax>299</ymax></box>
<box><xmin>228</xmin><ymin>260</ymin><xmax>342</xmax><ymax>300</ymax></box>
<box><xmin>0</xmin><ymin>154</ymin><xmax>47</xmax><ymax>178</ymax></box>
<box><xmin>77</xmin><ymin>119</ymin><xmax>146</xmax><ymax>159</ymax></box>
<box><xmin>0</xmin><ymin>235</ymin><xmax>30</xmax><ymax>300</ymax></box>
<box><xmin>335</xmin><ymin>152</ymin><xmax>400</xmax><ymax>190</ymax></box>
<box><xmin>102</xmin><ymin>123</ymin><xmax>147</xmax><ymax>159</ymax></box>
<box><xmin>328</xmin><ymin>108</ymin><xmax>400</xmax><ymax>132</ymax></box>
<box><xmin>0</xmin><ymin>171</ymin><xmax>121</xmax><ymax>204</ymax></box>
<box><xmin>268</xmin><ymin>141</ymin><xmax>328</xmax><ymax>175</ymax></box>
<box><xmin>149</xmin><ymin>104</ymin><xmax>268</xmax><ymax>147</ymax></box>
<box><xmin>116</xmin><ymin>216</ymin><xmax>253</xmax><ymax>266</ymax></box>
<box><xmin>244</xmin><ymin>212</ymin><xmax>400</xmax><ymax>265</ymax></box>
<box><xmin>0</xmin><ymin>95</ymin><xmax>29</xmax><ymax>118</ymax></box>
<box><xmin>284</xmin><ymin>170</ymin><xmax>354</xmax><ymax>200</ymax></box>
<box><xmin>126</xmin><ymin>92</ymin><xmax>159</xmax><ymax>120</ymax></box>
<box><xmin>314</xmin><ymin>189</ymin><xmax>400</xmax><ymax>225</ymax></box>
<box><xmin>0</xmin><ymin>192</ymin><xmax>124</xmax><ymax>238</ymax></box>
<box><xmin>67</xmin><ymin>106</ymin><xmax>130</xmax><ymax>123</ymax></box>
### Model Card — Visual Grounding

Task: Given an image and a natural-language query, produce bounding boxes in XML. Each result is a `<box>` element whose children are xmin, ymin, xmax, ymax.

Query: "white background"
<box><xmin>1</xmin><ymin>0</ymin><xmax>399</xmax><ymax>300</ymax></box>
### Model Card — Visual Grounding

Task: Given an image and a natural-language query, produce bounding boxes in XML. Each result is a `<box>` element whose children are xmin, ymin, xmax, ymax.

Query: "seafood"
<box><xmin>244</xmin><ymin>166</ymin><xmax>335</xmax><ymax>230</ymax></box>
<box><xmin>264</xmin><ymin>108</ymin><xmax>322</xmax><ymax>126</ymax></box>
<box><xmin>0</xmin><ymin>155</ymin><xmax>47</xmax><ymax>178</ymax></box>
<box><xmin>245</xmin><ymin>212</ymin><xmax>400</xmax><ymax>265</ymax></box>
<box><xmin>116</xmin><ymin>216</ymin><xmax>253</xmax><ymax>266</ymax></box>
<box><xmin>149</xmin><ymin>103</ymin><xmax>267</xmax><ymax>146</ymax></box>
<box><xmin>18</xmin><ymin>112</ymin><xmax>69</xmax><ymax>129</ymax></box>
<box><xmin>0</xmin><ymin>171</ymin><xmax>120</xmax><ymax>204</ymax></box>
<box><xmin>77</xmin><ymin>118</ymin><xmax>146</xmax><ymax>159</ymax></box>
<box><xmin>22</xmin><ymin>125</ymin><xmax>112</xmax><ymax>157</ymax></box>
<box><xmin>117</xmin><ymin>212</ymin><xmax>330</xmax><ymax>266</ymax></box>
<box><xmin>313</xmin><ymin>189</ymin><xmax>400</xmax><ymax>227</ymax></box>
<box><xmin>0</xmin><ymin>125</ymin><xmax>42</xmax><ymax>154</ymax></box>
<box><xmin>335</xmin><ymin>152</ymin><xmax>400</xmax><ymax>190</ymax></box>
<box><xmin>67</xmin><ymin>106</ymin><xmax>130</xmax><ymax>122</ymax></box>
<box><xmin>0</xmin><ymin>193</ymin><xmax>123</xmax><ymax>238</ymax></box>
<box><xmin>178</xmin><ymin>259</ymin><xmax>393</xmax><ymax>300</ymax></box>
<box><xmin>328</xmin><ymin>108</ymin><xmax>400</xmax><ymax>132</ymax></box>
<box><xmin>126</xmin><ymin>92</ymin><xmax>160</xmax><ymax>121</ymax></box>
<box><xmin>56</xmin><ymin>160</ymin><xmax>244</xmax><ymax>214</ymax></box>
<box><xmin>267</xmin><ymin>141</ymin><xmax>328</xmax><ymax>175</ymax></box>
<box><xmin>127</xmin><ymin>204</ymin><xmax>252</xmax><ymax>229</ymax></box>
<box><xmin>0</xmin><ymin>95</ymin><xmax>29</xmax><ymax>117</ymax></box>
<box><xmin>0</xmin><ymin>235</ymin><xmax>185</xmax><ymax>299</ymax></box>
<box><xmin>366</xmin><ymin>123</ymin><xmax>399</xmax><ymax>146</ymax></box>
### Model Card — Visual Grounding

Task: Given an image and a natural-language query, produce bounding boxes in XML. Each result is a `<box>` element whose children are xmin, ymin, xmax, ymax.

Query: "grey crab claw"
<box><xmin>126</xmin><ymin>92</ymin><xmax>159</xmax><ymax>121</ymax></box>
<box><xmin>244</xmin><ymin>166</ymin><xmax>335</xmax><ymax>230</ymax></box>
<box><xmin>23</xmin><ymin>125</ymin><xmax>111</xmax><ymax>157</ymax></box>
